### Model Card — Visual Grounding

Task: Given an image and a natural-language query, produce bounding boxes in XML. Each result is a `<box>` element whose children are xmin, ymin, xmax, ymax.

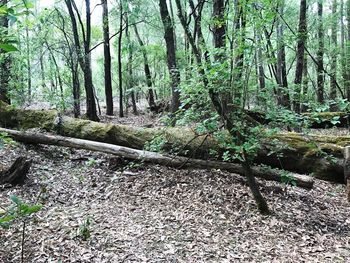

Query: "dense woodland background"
<box><xmin>0</xmin><ymin>0</ymin><xmax>350</xmax><ymax>213</ymax></box>
<box><xmin>0</xmin><ymin>0</ymin><xmax>349</xmax><ymax>119</ymax></box>
<box><xmin>1</xmin><ymin>1</ymin><xmax>350</xmax><ymax>261</ymax></box>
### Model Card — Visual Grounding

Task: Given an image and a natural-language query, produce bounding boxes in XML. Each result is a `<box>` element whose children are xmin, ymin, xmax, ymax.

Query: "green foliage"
<box><xmin>280</xmin><ymin>171</ymin><xmax>297</xmax><ymax>187</ymax></box>
<box><xmin>86</xmin><ymin>158</ymin><xmax>97</xmax><ymax>167</ymax></box>
<box><xmin>78</xmin><ymin>217</ymin><xmax>92</xmax><ymax>241</ymax></box>
<box><xmin>144</xmin><ymin>134</ymin><xmax>167</xmax><ymax>153</ymax></box>
<box><xmin>0</xmin><ymin>195</ymin><xmax>42</xmax><ymax>229</ymax></box>
<box><xmin>0</xmin><ymin>131</ymin><xmax>16</xmax><ymax>149</ymax></box>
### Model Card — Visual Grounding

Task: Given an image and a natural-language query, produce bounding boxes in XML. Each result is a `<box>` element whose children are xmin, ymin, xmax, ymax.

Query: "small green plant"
<box><xmin>0</xmin><ymin>132</ymin><xmax>17</xmax><ymax>149</ymax></box>
<box><xmin>280</xmin><ymin>171</ymin><xmax>297</xmax><ymax>187</ymax></box>
<box><xmin>86</xmin><ymin>158</ymin><xmax>97</xmax><ymax>167</ymax></box>
<box><xmin>0</xmin><ymin>195</ymin><xmax>42</xmax><ymax>229</ymax></box>
<box><xmin>0</xmin><ymin>195</ymin><xmax>42</xmax><ymax>263</ymax></box>
<box><xmin>144</xmin><ymin>134</ymin><xmax>168</xmax><ymax>152</ymax></box>
<box><xmin>78</xmin><ymin>217</ymin><xmax>92</xmax><ymax>241</ymax></box>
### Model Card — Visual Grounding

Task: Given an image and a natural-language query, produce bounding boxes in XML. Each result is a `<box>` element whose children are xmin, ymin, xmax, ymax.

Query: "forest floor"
<box><xmin>0</xmin><ymin>142</ymin><xmax>350</xmax><ymax>263</ymax></box>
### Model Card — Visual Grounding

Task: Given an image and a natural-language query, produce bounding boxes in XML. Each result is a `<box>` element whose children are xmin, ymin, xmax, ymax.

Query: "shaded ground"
<box><xmin>1</xmin><ymin>143</ymin><xmax>350</xmax><ymax>263</ymax></box>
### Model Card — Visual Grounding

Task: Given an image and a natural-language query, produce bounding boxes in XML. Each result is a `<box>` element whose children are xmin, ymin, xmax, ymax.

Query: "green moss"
<box><xmin>0</xmin><ymin>103</ymin><xmax>57</xmax><ymax>129</ymax></box>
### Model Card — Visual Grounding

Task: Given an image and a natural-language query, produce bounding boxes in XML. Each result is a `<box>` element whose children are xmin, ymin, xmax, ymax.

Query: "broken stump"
<box><xmin>343</xmin><ymin>146</ymin><xmax>350</xmax><ymax>202</ymax></box>
<box><xmin>0</xmin><ymin>157</ymin><xmax>31</xmax><ymax>185</ymax></box>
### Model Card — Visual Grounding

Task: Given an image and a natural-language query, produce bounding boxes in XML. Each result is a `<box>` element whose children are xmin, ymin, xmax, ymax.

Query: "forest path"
<box><xmin>0</xmin><ymin>144</ymin><xmax>349</xmax><ymax>262</ymax></box>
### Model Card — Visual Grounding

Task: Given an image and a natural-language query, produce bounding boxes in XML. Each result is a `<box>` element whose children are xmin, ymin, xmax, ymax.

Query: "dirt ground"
<box><xmin>0</xmin><ymin>142</ymin><xmax>350</xmax><ymax>263</ymax></box>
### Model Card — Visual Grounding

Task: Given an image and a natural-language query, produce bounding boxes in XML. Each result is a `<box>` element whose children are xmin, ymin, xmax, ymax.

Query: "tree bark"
<box><xmin>125</xmin><ymin>12</ymin><xmax>137</xmax><ymax>115</ymax></box>
<box><xmin>293</xmin><ymin>0</ymin><xmax>307</xmax><ymax>113</ymax></box>
<box><xmin>316</xmin><ymin>0</ymin><xmax>325</xmax><ymax>104</ymax></box>
<box><xmin>159</xmin><ymin>0</ymin><xmax>181</xmax><ymax>119</ymax></box>
<box><xmin>276</xmin><ymin>0</ymin><xmax>290</xmax><ymax>108</ymax></box>
<box><xmin>64</xmin><ymin>0</ymin><xmax>99</xmax><ymax>121</ymax></box>
<box><xmin>212</xmin><ymin>0</ymin><xmax>269</xmax><ymax>214</ymax></box>
<box><xmin>133</xmin><ymin>25</ymin><xmax>156</xmax><ymax>110</ymax></box>
<box><xmin>0</xmin><ymin>102</ymin><xmax>347</xmax><ymax>183</ymax></box>
<box><xmin>0</xmin><ymin>157</ymin><xmax>31</xmax><ymax>185</ymax></box>
<box><xmin>102</xmin><ymin>0</ymin><xmax>113</xmax><ymax>116</ymax></box>
<box><xmin>0</xmin><ymin>0</ymin><xmax>11</xmax><ymax>104</ymax></box>
<box><xmin>118</xmin><ymin>1</ymin><xmax>124</xmax><ymax>118</ymax></box>
<box><xmin>343</xmin><ymin>146</ymin><xmax>350</xmax><ymax>201</ymax></box>
<box><xmin>330</xmin><ymin>0</ymin><xmax>338</xmax><ymax>110</ymax></box>
<box><xmin>345</xmin><ymin>0</ymin><xmax>350</xmax><ymax>100</ymax></box>
<box><xmin>0</xmin><ymin>128</ymin><xmax>314</xmax><ymax>189</ymax></box>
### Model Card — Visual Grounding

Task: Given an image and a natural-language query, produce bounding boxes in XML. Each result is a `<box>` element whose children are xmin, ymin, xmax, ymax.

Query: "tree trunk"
<box><xmin>343</xmin><ymin>146</ymin><xmax>350</xmax><ymax>201</ymax></box>
<box><xmin>0</xmin><ymin>102</ymin><xmax>347</xmax><ymax>183</ymax></box>
<box><xmin>276</xmin><ymin>0</ymin><xmax>290</xmax><ymax>108</ymax></box>
<box><xmin>65</xmin><ymin>0</ymin><xmax>98</xmax><ymax>121</ymax></box>
<box><xmin>301</xmin><ymin>55</ymin><xmax>308</xmax><ymax>112</ymax></box>
<box><xmin>0</xmin><ymin>0</ymin><xmax>11</xmax><ymax>104</ymax></box>
<box><xmin>212</xmin><ymin>0</ymin><xmax>269</xmax><ymax>214</ymax></box>
<box><xmin>118</xmin><ymin>1</ymin><xmax>124</xmax><ymax>118</ymax></box>
<box><xmin>133</xmin><ymin>25</ymin><xmax>156</xmax><ymax>110</ymax></box>
<box><xmin>25</xmin><ymin>23</ymin><xmax>31</xmax><ymax>102</ymax></box>
<box><xmin>317</xmin><ymin>0</ymin><xmax>325</xmax><ymax>104</ymax></box>
<box><xmin>293</xmin><ymin>0</ymin><xmax>307</xmax><ymax>113</ymax></box>
<box><xmin>0</xmin><ymin>128</ymin><xmax>314</xmax><ymax>189</ymax></box>
<box><xmin>102</xmin><ymin>0</ymin><xmax>113</xmax><ymax>116</ymax></box>
<box><xmin>159</xmin><ymin>0</ymin><xmax>181</xmax><ymax>119</ymax></box>
<box><xmin>345</xmin><ymin>0</ymin><xmax>350</xmax><ymax>100</ymax></box>
<box><xmin>125</xmin><ymin>12</ymin><xmax>137</xmax><ymax>115</ymax></box>
<box><xmin>330</xmin><ymin>0</ymin><xmax>338</xmax><ymax>110</ymax></box>
<box><xmin>256</xmin><ymin>31</ymin><xmax>266</xmax><ymax>107</ymax></box>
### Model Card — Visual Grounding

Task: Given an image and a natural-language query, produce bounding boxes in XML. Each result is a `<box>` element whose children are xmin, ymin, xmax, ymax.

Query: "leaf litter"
<box><xmin>0</xmin><ymin>143</ymin><xmax>349</xmax><ymax>262</ymax></box>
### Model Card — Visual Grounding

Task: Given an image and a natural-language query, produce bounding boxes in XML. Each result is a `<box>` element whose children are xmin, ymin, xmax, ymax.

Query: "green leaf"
<box><xmin>23</xmin><ymin>205</ymin><xmax>42</xmax><ymax>215</ymax></box>
<box><xmin>10</xmin><ymin>195</ymin><xmax>21</xmax><ymax>205</ymax></box>
<box><xmin>0</xmin><ymin>44</ymin><xmax>18</xmax><ymax>52</ymax></box>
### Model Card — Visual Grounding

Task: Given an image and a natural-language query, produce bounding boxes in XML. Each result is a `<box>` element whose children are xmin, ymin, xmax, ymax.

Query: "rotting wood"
<box><xmin>0</xmin><ymin>128</ymin><xmax>314</xmax><ymax>189</ymax></box>
<box><xmin>0</xmin><ymin>102</ymin><xmax>347</xmax><ymax>182</ymax></box>
<box><xmin>343</xmin><ymin>146</ymin><xmax>350</xmax><ymax>202</ymax></box>
<box><xmin>0</xmin><ymin>157</ymin><xmax>31</xmax><ymax>185</ymax></box>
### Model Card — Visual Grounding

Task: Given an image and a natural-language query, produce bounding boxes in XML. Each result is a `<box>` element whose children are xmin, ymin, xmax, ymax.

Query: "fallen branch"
<box><xmin>0</xmin><ymin>102</ymin><xmax>345</xmax><ymax>182</ymax></box>
<box><xmin>0</xmin><ymin>128</ymin><xmax>314</xmax><ymax>189</ymax></box>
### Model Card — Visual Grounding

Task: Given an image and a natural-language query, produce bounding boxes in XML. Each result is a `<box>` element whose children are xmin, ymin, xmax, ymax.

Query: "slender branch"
<box><xmin>278</xmin><ymin>10</ymin><xmax>345</xmax><ymax>99</ymax></box>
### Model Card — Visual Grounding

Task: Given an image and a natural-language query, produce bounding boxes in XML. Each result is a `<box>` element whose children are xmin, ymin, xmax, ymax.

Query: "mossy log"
<box><xmin>0</xmin><ymin>102</ymin><xmax>348</xmax><ymax>183</ymax></box>
<box><xmin>0</xmin><ymin>128</ymin><xmax>314</xmax><ymax>189</ymax></box>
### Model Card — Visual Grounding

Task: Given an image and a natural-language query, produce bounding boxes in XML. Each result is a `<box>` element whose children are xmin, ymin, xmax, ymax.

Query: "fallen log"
<box><xmin>0</xmin><ymin>128</ymin><xmax>314</xmax><ymax>189</ymax></box>
<box><xmin>0</xmin><ymin>102</ymin><xmax>347</xmax><ymax>182</ymax></box>
<box><xmin>343</xmin><ymin>146</ymin><xmax>350</xmax><ymax>202</ymax></box>
<box><xmin>0</xmin><ymin>157</ymin><xmax>31</xmax><ymax>185</ymax></box>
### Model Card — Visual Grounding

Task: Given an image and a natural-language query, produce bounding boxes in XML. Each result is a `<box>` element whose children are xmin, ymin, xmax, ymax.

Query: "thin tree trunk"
<box><xmin>45</xmin><ymin>42</ymin><xmax>65</xmax><ymax>110</ymax></box>
<box><xmin>102</xmin><ymin>0</ymin><xmax>113</xmax><ymax>116</ymax></box>
<box><xmin>346</xmin><ymin>0</ymin><xmax>350</xmax><ymax>100</ymax></box>
<box><xmin>0</xmin><ymin>0</ymin><xmax>10</xmax><ymax>104</ymax></box>
<box><xmin>293</xmin><ymin>0</ymin><xmax>307</xmax><ymax>113</ymax></box>
<box><xmin>125</xmin><ymin>12</ymin><xmax>137</xmax><ymax>115</ymax></box>
<box><xmin>159</xmin><ymin>0</ymin><xmax>181</xmax><ymax>119</ymax></box>
<box><xmin>133</xmin><ymin>24</ymin><xmax>155</xmax><ymax>109</ymax></box>
<box><xmin>317</xmin><ymin>0</ymin><xmax>325</xmax><ymax>103</ymax></box>
<box><xmin>256</xmin><ymin>30</ymin><xmax>266</xmax><ymax>107</ymax></box>
<box><xmin>232</xmin><ymin>0</ymin><xmax>245</xmax><ymax>102</ymax></box>
<box><xmin>301</xmin><ymin>55</ymin><xmax>308</xmax><ymax>112</ymax></box>
<box><xmin>330</xmin><ymin>0</ymin><xmax>338</xmax><ymax>111</ymax></box>
<box><xmin>65</xmin><ymin>0</ymin><xmax>98</xmax><ymax>121</ymax></box>
<box><xmin>211</xmin><ymin>0</ymin><xmax>269</xmax><ymax>214</ymax></box>
<box><xmin>276</xmin><ymin>0</ymin><xmax>290</xmax><ymax>108</ymax></box>
<box><xmin>118</xmin><ymin>1</ymin><xmax>124</xmax><ymax>118</ymax></box>
<box><xmin>25</xmin><ymin>25</ymin><xmax>31</xmax><ymax>103</ymax></box>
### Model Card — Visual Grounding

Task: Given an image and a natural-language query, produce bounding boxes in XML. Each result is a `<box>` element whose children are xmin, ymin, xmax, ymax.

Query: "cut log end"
<box><xmin>0</xmin><ymin>157</ymin><xmax>32</xmax><ymax>185</ymax></box>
